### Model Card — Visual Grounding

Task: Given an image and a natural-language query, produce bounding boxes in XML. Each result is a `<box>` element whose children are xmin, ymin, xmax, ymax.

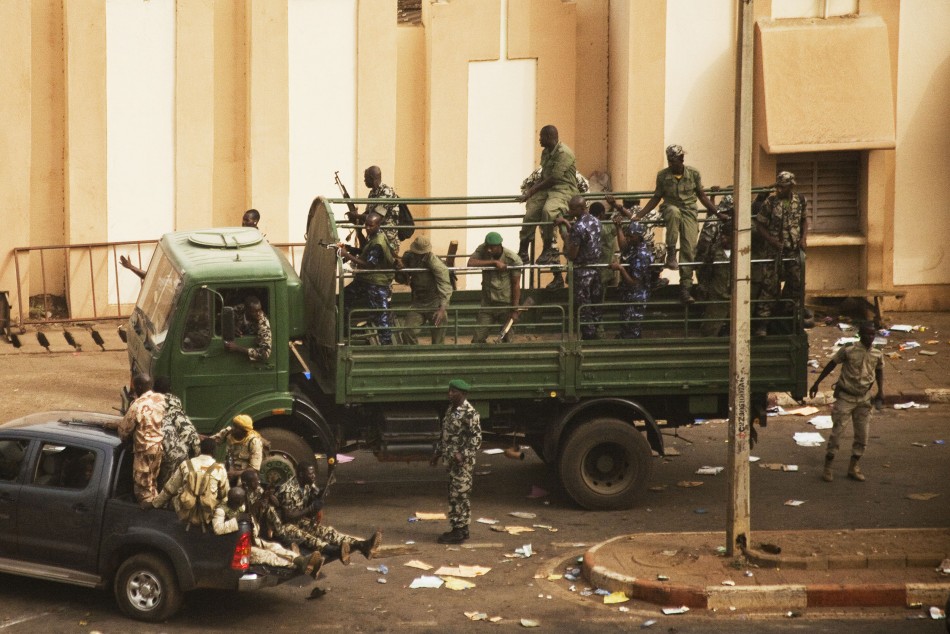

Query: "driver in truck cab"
<box><xmin>224</xmin><ymin>296</ymin><xmax>272</xmax><ymax>362</ymax></box>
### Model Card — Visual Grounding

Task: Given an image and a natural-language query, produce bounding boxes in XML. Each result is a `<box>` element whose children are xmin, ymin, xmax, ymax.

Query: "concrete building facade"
<box><xmin>0</xmin><ymin>0</ymin><xmax>947</xmax><ymax>322</ymax></box>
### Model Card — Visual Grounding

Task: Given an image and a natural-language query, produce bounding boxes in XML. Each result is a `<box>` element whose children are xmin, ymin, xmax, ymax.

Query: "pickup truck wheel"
<box><xmin>260</xmin><ymin>427</ymin><xmax>316</xmax><ymax>466</ymax></box>
<box><xmin>115</xmin><ymin>553</ymin><xmax>183</xmax><ymax>622</ymax></box>
<box><xmin>558</xmin><ymin>417</ymin><xmax>652</xmax><ymax>510</ymax></box>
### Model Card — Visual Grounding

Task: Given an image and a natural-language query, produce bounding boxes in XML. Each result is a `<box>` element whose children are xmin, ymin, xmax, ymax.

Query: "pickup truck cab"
<box><xmin>0</xmin><ymin>410</ymin><xmax>295</xmax><ymax>622</ymax></box>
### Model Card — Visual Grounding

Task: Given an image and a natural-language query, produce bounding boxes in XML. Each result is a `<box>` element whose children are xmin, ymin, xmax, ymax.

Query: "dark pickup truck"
<box><xmin>0</xmin><ymin>410</ymin><xmax>294</xmax><ymax>622</ymax></box>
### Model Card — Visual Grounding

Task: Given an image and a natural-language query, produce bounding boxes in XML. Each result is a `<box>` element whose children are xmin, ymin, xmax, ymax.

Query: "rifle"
<box><xmin>443</xmin><ymin>240</ymin><xmax>459</xmax><ymax>290</ymax></box>
<box><xmin>495</xmin><ymin>297</ymin><xmax>535</xmax><ymax>343</ymax></box>
<box><xmin>334</xmin><ymin>171</ymin><xmax>362</xmax><ymax>243</ymax></box>
<box><xmin>320</xmin><ymin>455</ymin><xmax>337</xmax><ymax>503</ymax></box>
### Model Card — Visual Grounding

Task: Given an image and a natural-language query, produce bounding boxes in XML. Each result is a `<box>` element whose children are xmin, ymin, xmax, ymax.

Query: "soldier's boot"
<box><xmin>517</xmin><ymin>239</ymin><xmax>532</xmax><ymax>265</ymax></box>
<box><xmin>665</xmin><ymin>248</ymin><xmax>679</xmax><ymax>270</ymax></box>
<box><xmin>821</xmin><ymin>454</ymin><xmax>834</xmax><ymax>482</ymax></box>
<box><xmin>295</xmin><ymin>552</ymin><xmax>324</xmax><ymax>578</ymax></box>
<box><xmin>536</xmin><ymin>239</ymin><xmax>561</xmax><ymax>265</ymax></box>
<box><xmin>322</xmin><ymin>542</ymin><xmax>351</xmax><ymax>565</ymax></box>
<box><xmin>680</xmin><ymin>286</ymin><xmax>695</xmax><ymax>305</ymax></box>
<box><xmin>847</xmin><ymin>456</ymin><xmax>866</xmax><ymax>482</ymax></box>
<box><xmin>545</xmin><ymin>271</ymin><xmax>565</xmax><ymax>290</ymax></box>
<box><xmin>437</xmin><ymin>527</ymin><xmax>468</xmax><ymax>544</ymax></box>
<box><xmin>355</xmin><ymin>529</ymin><xmax>382</xmax><ymax>560</ymax></box>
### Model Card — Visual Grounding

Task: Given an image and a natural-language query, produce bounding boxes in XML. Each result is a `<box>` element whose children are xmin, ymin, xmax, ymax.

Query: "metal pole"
<box><xmin>727</xmin><ymin>0</ymin><xmax>755</xmax><ymax>557</ymax></box>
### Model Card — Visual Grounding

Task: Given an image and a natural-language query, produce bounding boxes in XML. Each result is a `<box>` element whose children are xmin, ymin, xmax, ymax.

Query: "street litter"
<box><xmin>665</xmin><ymin>447</ymin><xmax>681</xmax><ymax>456</ymax></box>
<box><xmin>937</xmin><ymin>440</ymin><xmax>947</xmax><ymax>445</ymax></box>
<box><xmin>520</xmin><ymin>618</ymin><xmax>540</xmax><ymax>628</ymax></box>
<box><xmin>809</xmin><ymin>415</ymin><xmax>833</xmax><ymax>429</ymax></box>
<box><xmin>894</xmin><ymin>401</ymin><xmax>929</xmax><ymax>410</ymax></box>
<box><xmin>546</xmin><ymin>573</ymin><xmax>562</xmax><ymax>581</ymax></box>
<box><xmin>532</xmin><ymin>524</ymin><xmax>558</xmax><ymax>532</ymax></box>
<box><xmin>907</xmin><ymin>492</ymin><xmax>940</xmax><ymax>501</ymax></box>
<box><xmin>784</xmin><ymin>499</ymin><xmax>806</xmax><ymax>506</ymax></box>
<box><xmin>767</xmin><ymin>406</ymin><xmax>786</xmax><ymax>417</ymax></box>
<box><xmin>568</xmin><ymin>585</ymin><xmax>576</xmax><ymax>591</ymax></box>
<box><xmin>695</xmin><ymin>466</ymin><xmax>724</xmax><ymax>475</ymax></box>
<box><xmin>834</xmin><ymin>336</ymin><xmax>859</xmax><ymax>347</ymax></box>
<box><xmin>491</xmin><ymin>525</ymin><xmax>535</xmax><ymax>535</ymax></box>
<box><xmin>749</xmin><ymin>456</ymin><xmax>761</xmax><ymax>462</ymax></box>
<box><xmin>509</xmin><ymin>511</ymin><xmax>537</xmax><ymax>519</ymax></box>
<box><xmin>442</xmin><ymin>576</ymin><xmax>476</xmax><ymax>591</ymax></box>
<box><xmin>657</xmin><ymin>575</ymin><xmax>669</xmax><ymax>581</ymax></box>
<box><xmin>409</xmin><ymin>575</ymin><xmax>444</xmax><ymax>589</ymax></box>
<box><xmin>649</xmin><ymin>485</ymin><xmax>667</xmax><ymax>492</ymax></box>
<box><xmin>930</xmin><ymin>606</ymin><xmax>946</xmax><ymax>620</ymax></box>
<box><xmin>661</xmin><ymin>550</ymin><xmax>678</xmax><ymax>556</ymax></box>
<box><xmin>759</xmin><ymin>463</ymin><xmax>784</xmax><ymax>470</ymax></box>
<box><xmin>641</xmin><ymin>619</ymin><xmax>657</xmax><ymax>628</ymax></box>
<box><xmin>377</xmin><ymin>578</ymin><xmax>386</xmax><ymax>584</ymax></box>
<box><xmin>744</xmin><ymin>571</ymin><xmax>754</xmax><ymax>577</ymax></box>
<box><xmin>404</xmin><ymin>560</ymin><xmax>433</xmax><ymax>571</ymax></box>
<box><xmin>579</xmin><ymin>588</ymin><xmax>594</xmax><ymax>597</ymax></box>
<box><xmin>335</xmin><ymin>454</ymin><xmax>355</xmax><ymax>463</ymax></box>
<box><xmin>838</xmin><ymin>323</ymin><xmax>853</xmax><ymax>331</ymax></box>
<box><xmin>919</xmin><ymin>350</ymin><xmax>938</xmax><ymax>356</ymax></box>
<box><xmin>784</xmin><ymin>406</ymin><xmax>820</xmax><ymax>416</ymax></box>
<box><xmin>514</xmin><ymin>544</ymin><xmax>533</xmax><ymax>558</ymax></box>
<box><xmin>807</xmin><ymin>359</ymin><xmax>820</xmax><ymax>368</ymax></box>
<box><xmin>793</xmin><ymin>432</ymin><xmax>825</xmax><ymax>447</ymax></box>
<box><xmin>783</xmin><ymin>464</ymin><xmax>799</xmax><ymax>472</ymax></box>
<box><xmin>900</xmin><ymin>341</ymin><xmax>921</xmax><ymax>351</ymax></box>
<box><xmin>527</xmin><ymin>485</ymin><xmax>549</xmax><ymax>498</ymax></box>
<box><xmin>464</xmin><ymin>612</ymin><xmax>488</xmax><ymax>621</ymax></box>
<box><xmin>604</xmin><ymin>591</ymin><xmax>629</xmax><ymax>604</ymax></box>
<box><xmin>476</xmin><ymin>517</ymin><xmax>499</xmax><ymax>525</ymax></box>
<box><xmin>926</xmin><ymin>339</ymin><xmax>939</xmax><ymax>344</ymax></box>
<box><xmin>414</xmin><ymin>511</ymin><xmax>448</xmax><ymax>520</ymax></box>
<box><xmin>367</xmin><ymin>564</ymin><xmax>388</xmax><ymax>574</ymax></box>
<box><xmin>482</xmin><ymin>448</ymin><xmax>504</xmax><ymax>454</ymax></box>
<box><xmin>618</xmin><ymin>606</ymin><xmax>630</xmax><ymax>612</ymax></box>
<box><xmin>912</xmin><ymin>442</ymin><xmax>929</xmax><ymax>447</ymax></box>
<box><xmin>434</xmin><ymin>565</ymin><xmax>491</xmax><ymax>577</ymax></box>
<box><xmin>935</xmin><ymin>558</ymin><xmax>950</xmax><ymax>575</ymax></box>
<box><xmin>721</xmin><ymin>580</ymin><xmax>736</xmax><ymax>586</ymax></box>
<box><xmin>661</xmin><ymin>606</ymin><xmax>690</xmax><ymax>615</ymax></box>
<box><xmin>677</xmin><ymin>480</ymin><xmax>704</xmax><ymax>488</ymax></box>
<box><xmin>890</xmin><ymin>324</ymin><xmax>915</xmax><ymax>332</ymax></box>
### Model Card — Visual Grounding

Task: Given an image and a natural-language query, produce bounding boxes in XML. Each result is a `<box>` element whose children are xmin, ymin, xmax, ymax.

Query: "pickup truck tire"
<box><xmin>260</xmin><ymin>427</ymin><xmax>316</xmax><ymax>467</ymax></box>
<box><xmin>558</xmin><ymin>417</ymin><xmax>652</xmax><ymax>510</ymax></box>
<box><xmin>114</xmin><ymin>553</ymin><xmax>183</xmax><ymax>622</ymax></box>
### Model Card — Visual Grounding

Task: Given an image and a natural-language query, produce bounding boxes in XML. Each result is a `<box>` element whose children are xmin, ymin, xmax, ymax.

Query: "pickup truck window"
<box><xmin>33</xmin><ymin>443</ymin><xmax>97</xmax><ymax>490</ymax></box>
<box><xmin>0</xmin><ymin>439</ymin><xmax>28</xmax><ymax>481</ymax></box>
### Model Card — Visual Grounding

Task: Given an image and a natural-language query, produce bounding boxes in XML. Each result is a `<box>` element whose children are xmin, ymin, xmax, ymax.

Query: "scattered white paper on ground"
<box><xmin>838</xmin><ymin>323</ymin><xmax>853</xmax><ymax>331</ymax></box>
<box><xmin>793</xmin><ymin>432</ymin><xmax>825</xmax><ymax>447</ymax></box>
<box><xmin>662</xmin><ymin>606</ymin><xmax>690</xmax><ymax>615</ymax></box>
<box><xmin>509</xmin><ymin>511</ymin><xmax>537</xmax><ymax>519</ymax></box>
<box><xmin>520</xmin><ymin>618</ymin><xmax>540</xmax><ymax>628</ymax></box>
<box><xmin>872</xmin><ymin>336</ymin><xmax>888</xmax><ymax>346</ymax></box>
<box><xmin>415</xmin><ymin>511</ymin><xmax>448</xmax><ymax>520</ymax></box>
<box><xmin>482</xmin><ymin>448</ymin><xmax>504</xmax><ymax>455</ymax></box>
<box><xmin>409</xmin><ymin>575</ymin><xmax>444</xmax><ymax>589</ymax></box>
<box><xmin>515</xmin><ymin>544</ymin><xmax>533</xmax><ymax>558</ymax></box>
<box><xmin>442</xmin><ymin>576</ymin><xmax>476</xmax><ymax>591</ymax></box>
<box><xmin>894</xmin><ymin>401</ymin><xmax>929</xmax><ymax>410</ymax></box>
<box><xmin>721</xmin><ymin>580</ymin><xmax>736</xmax><ymax>586</ymax></box>
<box><xmin>767</xmin><ymin>406</ymin><xmax>787</xmax><ymax>417</ymax></box>
<box><xmin>785</xmin><ymin>406</ymin><xmax>820</xmax><ymax>416</ymax></box>
<box><xmin>749</xmin><ymin>456</ymin><xmax>761</xmax><ymax>462</ymax></box>
<box><xmin>492</xmin><ymin>525</ymin><xmax>535</xmax><ymax>535</ymax></box>
<box><xmin>404</xmin><ymin>560</ymin><xmax>433</xmax><ymax>571</ymax></box>
<box><xmin>465</xmin><ymin>611</ymin><xmax>488</xmax><ymax>621</ymax></box>
<box><xmin>809</xmin><ymin>415</ymin><xmax>833</xmax><ymax>429</ymax></box>
<box><xmin>784</xmin><ymin>499</ymin><xmax>806</xmax><ymax>506</ymax></box>
<box><xmin>834</xmin><ymin>336</ymin><xmax>860</xmax><ymax>347</ymax></box>
<box><xmin>476</xmin><ymin>517</ymin><xmax>499</xmax><ymax>525</ymax></box>
<box><xmin>783</xmin><ymin>464</ymin><xmax>799</xmax><ymax>472</ymax></box>
<box><xmin>604</xmin><ymin>591</ymin><xmax>629</xmax><ymax>604</ymax></box>
<box><xmin>433</xmin><ymin>565</ymin><xmax>491</xmax><ymax>578</ymax></box>
<box><xmin>696</xmin><ymin>466</ymin><xmax>724</xmax><ymax>475</ymax></box>
<box><xmin>890</xmin><ymin>324</ymin><xmax>914</xmax><ymax>332</ymax></box>
<box><xmin>335</xmin><ymin>453</ymin><xmax>355</xmax><ymax>463</ymax></box>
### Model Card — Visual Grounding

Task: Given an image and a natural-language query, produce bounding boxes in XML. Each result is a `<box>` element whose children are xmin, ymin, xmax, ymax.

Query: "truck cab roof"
<box><xmin>1</xmin><ymin>410</ymin><xmax>123</xmax><ymax>447</ymax></box>
<box><xmin>160</xmin><ymin>227</ymin><xmax>294</xmax><ymax>284</ymax></box>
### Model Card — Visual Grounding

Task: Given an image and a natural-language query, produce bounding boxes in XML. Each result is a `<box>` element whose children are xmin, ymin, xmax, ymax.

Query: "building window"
<box><xmin>772</xmin><ymin>0</ymin><xmax>858</xmax><ymax>20</ymax></box>
<box><xmin>777</xmin><ymin>152</ymin><xmax>860</xmax><ymax>234</ymax></box>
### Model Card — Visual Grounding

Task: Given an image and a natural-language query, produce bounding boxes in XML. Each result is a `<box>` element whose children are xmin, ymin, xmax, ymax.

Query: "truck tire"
<box><xmin>260</xmin><ymin>427</ymin><xmax>316</xmax><ymax>467</ymax></box>
<box><xmin>558</xmin><ymin>417</ymin><xmax>652</xmax><ymax>510</ymax></box>
<box><xmin>114</xmin><ymin>553</ymin><xmax>183</xmax><ymax>622</ymax></box>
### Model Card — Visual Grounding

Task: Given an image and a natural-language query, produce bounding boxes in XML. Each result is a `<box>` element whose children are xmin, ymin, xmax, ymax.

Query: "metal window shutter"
<box><xmin>777</xmin><ymin>152</ymin><xmax>859</xmax><ymax>233</ymax></box>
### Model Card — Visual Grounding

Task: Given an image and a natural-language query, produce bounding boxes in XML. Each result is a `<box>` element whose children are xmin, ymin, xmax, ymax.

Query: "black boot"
<box><xmin>355</xmin><ymin>529</ymin><xmax>382</xmax><ymax>559</ymax></box>
<box><xmin>295</xmin><ymin>552</ymin><xmax>324</xmax><ymax>578</ymax></box>
<box><xmin>545</xmin><ymin>271</ymin><xmax>565</xmax><ymax>290</ymax></box>
<box><xmin>322</xmin><ymin>542</ymin><xmax>351</xmax><ymax>565</ymax></box>
<box><xmin>536</xmin><ymin>239</ymin><xmax>561</xmax><ymax>265</ymax></box>
<box><xmin>517</xmin><ymin>239</ymin><xmax>532</xmax><ymax>264</ymax></box>
<box><xmin>437</xmin><ymin>527</ymin><xmax>468</xmax><ymax>544</ymax></box>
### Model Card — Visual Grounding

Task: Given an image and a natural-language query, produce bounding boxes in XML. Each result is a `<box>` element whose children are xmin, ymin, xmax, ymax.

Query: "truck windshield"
<box><xmin>135</xmin><ymin>246</ymin><xmax>183</xmax><ymax>352</ymax></box>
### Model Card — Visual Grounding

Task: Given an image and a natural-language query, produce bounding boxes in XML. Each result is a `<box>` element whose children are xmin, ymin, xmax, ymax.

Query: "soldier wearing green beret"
<box><xmin>430</xmin><ymin>379</ymin><xmax>482</xmax><ymax>544</ymax></box>
<box><xmin>468</xmin><ymin>232</ymin><xmax>522</xmax><ymax>343</ymax></box>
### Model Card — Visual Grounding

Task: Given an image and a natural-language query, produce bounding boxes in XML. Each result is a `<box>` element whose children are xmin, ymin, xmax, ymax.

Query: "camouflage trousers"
<box><xmin>574</xmin><ymin>270</ymin><xmax>603</xmax><ymax>340</ymax></box>
<box><xmin>344</xmin><ymin>281</ymin><xmax>393</xmax><ymax>345</ymax></box>
<box><xmin>277</xmin><ymin>520</ymin><xmax>359</xmax><ymax>552</ymax></box>
<box><xmin>447</xmin><ymin>460</ymin><xmax>475</xmax><ymax>530</ymax></box>
<box><xmin>251</xmin><ymin>537</ymin><xmax>298</xmax><ymax>568</ymax></box>
<box><xmin>132</xmin><ymin>445</ymin><xmax>163</xmax><ymax>504</ymax></box>
<box><xmin>618</xmin><ymin>287</ymin><xmax>649</xmax><ymax>339</ymax></box>
<box><xmin>753</xmin><ymin>252</ymin><xmax>803</xmax><ymax>319</ymax></box>
<box><xmin>826</xmin><ymin>397</ymin><xmax>871</xmax><ymax>459</ymax></box>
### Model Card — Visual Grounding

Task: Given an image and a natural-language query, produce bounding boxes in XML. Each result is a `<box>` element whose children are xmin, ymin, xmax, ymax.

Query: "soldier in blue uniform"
<box><xmin>338</xmin><ymin>211</ymin><xmax>395</xmax><ymax>344</ymax></box>
<box><xmin>555</xmin><ymin>195</ymin><xmax>603</xmax><ymax>340</ymax></box>
<box><xmin>611</xmin><ymin>220</ymin><xmax>653</xmax><ymax>339</ymax></box>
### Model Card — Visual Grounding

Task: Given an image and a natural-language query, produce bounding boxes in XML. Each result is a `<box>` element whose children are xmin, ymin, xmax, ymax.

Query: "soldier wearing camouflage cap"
<box><xmin>635</xmin><ymin>145</ymin><xmax>719</xmax><ymax>305</ymax></box>
<box><xmin>751</xmin><ymin>171</ymin><xmax>808</xmax><ymax>336</ymax></box>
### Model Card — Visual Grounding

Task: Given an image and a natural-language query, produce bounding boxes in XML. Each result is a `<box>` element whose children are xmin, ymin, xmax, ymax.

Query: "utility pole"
<box><xmin>727</xmin><ymin>0</ymin><xmax>755</xmax><ymax>557</ymax></box>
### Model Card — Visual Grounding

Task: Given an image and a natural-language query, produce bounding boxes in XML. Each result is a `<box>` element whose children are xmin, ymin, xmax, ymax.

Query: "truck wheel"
<box><xmin>114</xmin><ymin>553</ymin><xmax>183</xmax><ymax>622</ymax></box>
<box><xmin>558</xmin><ymin>417</ymin><xmax>652</xmax><ymax>510</ymax></box>
<box><xmin>260</xmin><ymin>427</ymin><xmax>316</xmax><ymax>466</ymax></box>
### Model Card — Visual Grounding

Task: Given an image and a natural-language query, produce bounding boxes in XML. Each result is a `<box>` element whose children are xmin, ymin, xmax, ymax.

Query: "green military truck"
<box><xmin>123</xmin><ymin>195</ymin><xmax>807</xmax><ymax>510</ymax></box>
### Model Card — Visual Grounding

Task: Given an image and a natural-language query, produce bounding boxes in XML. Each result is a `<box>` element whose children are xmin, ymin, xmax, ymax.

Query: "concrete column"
<box><xmin>357</xmin><ymin>0</ymin><xmax>398</xmax><ymax>192</ymax></box>
<box><xmin>247</xmin><ymin>0</ymin><xmax>289</xmax><ymax>241</ymax></box>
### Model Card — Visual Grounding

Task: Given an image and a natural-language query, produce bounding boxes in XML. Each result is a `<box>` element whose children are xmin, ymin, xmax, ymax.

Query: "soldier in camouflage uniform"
<box><xmin>696</xmin><ymin>223</ymin><xmax>733</xmax><ymax>337</ymax></box>
<box><xmin>361</xmin><ymin>165</ymin><xmax>402</xmax><ymax>254</ymax></box>
<box><xmin>752</xmin><ymin>171</ymin><xmax>808</xmax><ymax>336</ymax></box>
<box><xmin>611</xmin><ymin>220</ymin><xmax>653</xmax><ymax>339</ymax></box>
<box><xmin>430</xmin><ymin>379</ymin><xmax>482</xmax><ymax>544</ymax></box>
<box><xmin>555</xmin><ymin>196</ymin><xmax>603</xmax><ymax>340</ymax></box>
<box><xmin>224</xmin><ymin>296</ymin><xmax>272</xmax><ymax>362</ymax></box>
<box><xmin>338</xmin><ymin>211</ymin><xmax>396</xmax><ymax>345</ymax></box>
<box><xmin>115</xmin><ymin>373</ymin><xmax>165</xmax><ymax>506</ymax></box>
<box><xmin>211</xmin><ymin>414</ymin><xmax>265</xmax><ymax>482</ymax></box>
<box><xmin>276</xmin><ymin>463</ymin><xmax>381</xmax><ymax>563</ymax></box>
<box><xmin>153</xmin><ymin>377</ymin><xmax>200</xmax><ymax>489</ymax></box>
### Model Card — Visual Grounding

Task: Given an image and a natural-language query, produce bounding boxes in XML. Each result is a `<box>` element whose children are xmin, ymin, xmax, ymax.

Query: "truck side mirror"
<box><xmin>222</xmin><ymin>306</ymin><xmax>236</xmax><ymax>342</ymax></box>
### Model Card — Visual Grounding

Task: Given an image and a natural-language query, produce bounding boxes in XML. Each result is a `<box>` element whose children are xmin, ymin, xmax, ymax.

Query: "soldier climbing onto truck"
<box><xmin>337</xmin><ymin>210</ymin><xmax>396</xmax><ymax>345</ymax></box>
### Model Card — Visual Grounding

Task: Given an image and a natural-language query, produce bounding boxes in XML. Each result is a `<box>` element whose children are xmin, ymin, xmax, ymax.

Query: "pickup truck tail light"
<box><xmin>231</xmin><ymin>532</ymin><xmax>251</xmax><ymax>570</ymax></box>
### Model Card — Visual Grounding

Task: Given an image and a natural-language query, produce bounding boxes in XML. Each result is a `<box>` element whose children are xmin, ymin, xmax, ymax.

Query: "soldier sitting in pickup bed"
<box><xmin>151</xmin><ymin>437</ymin><xmax>229</xmax><ymax>527</ymax></box>
<box><xmin>211</xmin><ymin>414</ymin><xmax>264</xmax><ymax>483</ymax></box>
<box><xmin>337</xmin><ymin>211</ymin><xmax>396</xmax><ymax>345</ymax></box>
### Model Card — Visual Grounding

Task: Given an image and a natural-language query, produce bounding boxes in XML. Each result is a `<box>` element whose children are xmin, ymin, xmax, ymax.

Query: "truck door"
<box><xmin>18</xmin><ymin>442</ymin><xmax>104</xmax><ymax>569</ymax></box>
<box><xmin>175</xmin><ymin>285</ymin><xmax>279</xmax><ymax>433</ymax></box>
<box><xmin>0</xmin><ymin>437</ymin><xmax>29</xmax><ymax>557</ymax></box>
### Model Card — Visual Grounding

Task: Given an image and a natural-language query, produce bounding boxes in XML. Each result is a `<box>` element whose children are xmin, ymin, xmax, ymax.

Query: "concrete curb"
<box><xmin>584</xmin><ymin>534</ymin><xmax>950</xmax><ymax>611</ymax></box>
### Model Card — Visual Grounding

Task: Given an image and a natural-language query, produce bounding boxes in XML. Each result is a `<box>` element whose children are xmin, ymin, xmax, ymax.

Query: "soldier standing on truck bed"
<box><xmin>468</xmin><ymin>232</ymin><xmax>522</xmax><ymax>344</ymax></box>
<box><xmin>153</xmin><ymin>376</ymin><xmax>201</xmax><ymax>489</ymax></box>
<box><xmin>394</xmin><ymin>235</ymin><xmax>453</xmax><ymax>345</ymax></box>
<box><xmin>345</xmin><ymin>165</ymin><xmax>402</xmax><ymax>255</ymax></box>
<box><xmin>115</xmin><ymin>373</ymin><xmax>166</xmax><ymax>506</ymax></box>
<box><xmin>555</xmin><ymin>195</ymin><xmax>604</xmax><ymax>340</ymax></box>
<box><xmin>337</xmin><ymin>211</ymin><xmax>396</xmax><ymax>345</ymax></box>
<box><xmin>430</xmin><ymin>379</ymin><xmax>482</xmax><ymax>544</ymax></box>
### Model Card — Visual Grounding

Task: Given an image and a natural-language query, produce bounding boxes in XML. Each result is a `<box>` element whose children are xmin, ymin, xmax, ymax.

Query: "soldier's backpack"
<box><xmin>176</xmin><ymin>460</ymin><xmax>220</xmax><ymax>531</ymax></box>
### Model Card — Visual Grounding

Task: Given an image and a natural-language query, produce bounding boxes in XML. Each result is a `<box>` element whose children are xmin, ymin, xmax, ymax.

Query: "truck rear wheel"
<box><xmin>260</xmin><ymin>427</ymin><xmax>316</xmax><ymax>467</ymax></box>
<box><xmin>558</xmin><ymin>417</ymin><xmax>652</xmax><ymax>510</ymax></box>
<box><xmin>114</xmin><ymin>553</ymin><xmax>183</xmax><ymax>622</ymax></box>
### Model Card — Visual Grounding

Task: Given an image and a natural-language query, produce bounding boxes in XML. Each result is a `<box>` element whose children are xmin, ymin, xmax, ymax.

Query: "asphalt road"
<box><xmin>1</xmin><ymin>348</ymin><xmax>948</xmax><ymax>632</ymax></box>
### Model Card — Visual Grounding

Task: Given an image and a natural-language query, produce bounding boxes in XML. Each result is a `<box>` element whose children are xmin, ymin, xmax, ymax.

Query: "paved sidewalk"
<box><xmin>584</xmin><ymin>529</ymin><xmax>950</xmax><ymax>612</ymax></box>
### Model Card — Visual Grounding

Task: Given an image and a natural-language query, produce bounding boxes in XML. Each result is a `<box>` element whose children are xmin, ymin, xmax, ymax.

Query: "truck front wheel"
<box><xmin>260</xmin><ymin>427</ymin><xmax>317</xmax><ymax>466</ymax></box>
<box><xmin>114</xmin><ymin>553</ymin><xmax>183</xmax><ymax>622</ymax></box>
<box><xmin>558</xmin><ymin>417</ymin><xmax>652</xmax><ymax>510</ymax></box>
